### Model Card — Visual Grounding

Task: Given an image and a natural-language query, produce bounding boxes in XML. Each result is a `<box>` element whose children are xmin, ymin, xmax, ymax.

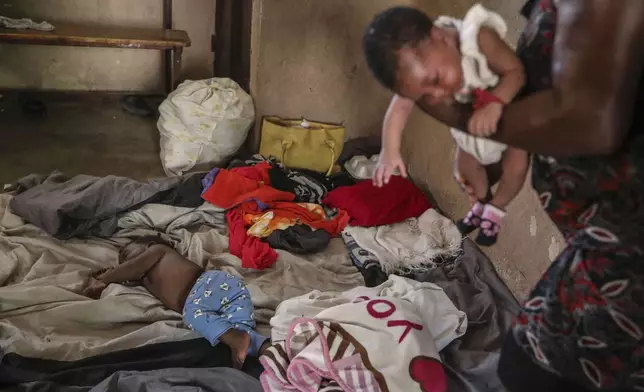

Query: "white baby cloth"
<box><xmin>435</xmin><ymin>4</ymin><xmax>509</xmax><ymax>165</ymax></box>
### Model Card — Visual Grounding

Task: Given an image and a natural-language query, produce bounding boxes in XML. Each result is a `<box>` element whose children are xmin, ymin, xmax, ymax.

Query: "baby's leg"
<box><xmin>455</xmin><ymin>147</ymin><xmax>490</xmax><ymax>202</ymax></box>
<box><xmin>220</xmin><ymin>274</ymin><xmax>269</xmax><ymax>358</ymax></box>
<box><xmin>219</xmin><ymin>328</ymin><xmax>251</xmax><ymax>369</ymax></box>
<box><xmin>184</xmin><ymin>270</ymin><xmax>252</xmax><ymax>368</ymax></box>
<box><xmin>489</xmin><ymin>147</ymin><xmax>529</xmax><ymax>210</ymax></box>
<box><xmin>476</xmin><ymin>147</ymin><xmax>529</xmax><ymax>246</ymax></box>
<box><xmin>455</xmin><ymin>148</ymin><xmax>490</xmax><ymax>235</ymax></box>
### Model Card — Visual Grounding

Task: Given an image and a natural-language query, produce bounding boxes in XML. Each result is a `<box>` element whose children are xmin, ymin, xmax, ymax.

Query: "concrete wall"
<box><xmin>250</xmin><ymin>0</ymin><xmax>564</xmax><ymax>298</ymax></box>
<box><xmin>0</xmin><ymin>0</ymin><xmax>215</xmax><ymax>92</ymax></box>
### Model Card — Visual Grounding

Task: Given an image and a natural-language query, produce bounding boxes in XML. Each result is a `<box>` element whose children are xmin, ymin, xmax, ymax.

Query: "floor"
<box><xmin>0</xmin><ymin>93</ymin><xmax>166</xmax><ymax>185</ymax></box>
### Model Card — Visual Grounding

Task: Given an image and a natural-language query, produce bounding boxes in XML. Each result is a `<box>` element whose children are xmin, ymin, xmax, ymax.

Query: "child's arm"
<box><xmin>96</xmin><ymin>245</ymin><xmax>166</xmax><ymax>284</ymax></box>
<box><xmin>373</xmin><ymin>94</ymin><xmax>413</xmax><ymax>187</ymax></box>
<box><xmin>469</xmin><ymin>27</ymin><xmax>526</xmax><ymax>136</ymax></box>
<box><xmin>83</xmin><ymin>246</ymin><xmax>166</xmax><ymax>299</ymax></box>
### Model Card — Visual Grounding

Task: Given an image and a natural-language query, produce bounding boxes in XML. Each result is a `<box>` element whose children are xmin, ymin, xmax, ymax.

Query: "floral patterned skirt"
<box><xmin>504</xmin><ymin>0</ymin><xmax>644</xmax><ymax>390</ymax></box>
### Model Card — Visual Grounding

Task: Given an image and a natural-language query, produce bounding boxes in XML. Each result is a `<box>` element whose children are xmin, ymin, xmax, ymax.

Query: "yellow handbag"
<box><xmin>259</xmin><ymin>116</ymin><xmax>345</xmax><ymax>176</ymax></box>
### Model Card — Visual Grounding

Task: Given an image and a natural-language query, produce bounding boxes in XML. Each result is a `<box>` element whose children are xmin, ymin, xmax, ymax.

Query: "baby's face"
<box><xmin>395</xmin><ymin>29</ymin><xmax>464</xmax><ymax>102</ymax></box>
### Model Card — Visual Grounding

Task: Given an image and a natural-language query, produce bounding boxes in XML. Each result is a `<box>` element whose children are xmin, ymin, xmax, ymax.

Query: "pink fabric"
<box><xmin>479</xmin><ymin>204</ymin><xmax>506</xmax><ymax>237</ymax></box>
<box><xmin>481</xmin><ymin>204</ymin><xmax>505</xmax><ymax>224</ymax></box>
<box><xmin>260</xmin><ymin>318</ymin><xmax>380</xmax><ymax>392</ymax></box>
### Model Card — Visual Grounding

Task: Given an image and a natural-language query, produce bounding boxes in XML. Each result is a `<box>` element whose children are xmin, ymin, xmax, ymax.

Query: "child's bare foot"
<box><xmin>220</xmin><ymin>329</ymin><xmax>250</xmax><ymax>369</ymax></box>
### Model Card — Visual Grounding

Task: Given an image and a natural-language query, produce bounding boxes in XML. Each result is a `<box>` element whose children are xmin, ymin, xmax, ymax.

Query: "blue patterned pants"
<box><xmin>183</xmin><ymin>270</ymin><xmax>268</xmax><ymax>356</ymax></box>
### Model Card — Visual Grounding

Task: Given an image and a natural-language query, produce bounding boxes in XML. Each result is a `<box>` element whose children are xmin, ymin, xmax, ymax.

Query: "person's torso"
<box><xmin>142</xmin><ymin>250</ymin><xmax>204</xmax><ymax>313</ymax></box>
<box><xmin>518</xmin><ymin>0</ymin><xmax>644</xmax><ymax>248</ymax></box>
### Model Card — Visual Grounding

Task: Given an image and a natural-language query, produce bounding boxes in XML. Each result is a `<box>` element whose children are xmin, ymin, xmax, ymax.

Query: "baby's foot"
<box><xmin>475</xmin><ymin>204</ymin><xmax>506</xmax><ymax>247</ymax></box>
<box><xmin>456</xmin><ymin>201</ymin><xmax>485</xmax><ymax>235</ymax></box>
<box><xmin>220</xmin><ymin>329</ymin><xmax>251</xmax><ymax>369</ymax></box>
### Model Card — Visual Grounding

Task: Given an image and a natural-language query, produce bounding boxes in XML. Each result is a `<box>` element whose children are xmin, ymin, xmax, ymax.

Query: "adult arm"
<box><xmin>417</xmin><ymin>0</ymin><xmax>644</xmax><ymax>157</ymax></box>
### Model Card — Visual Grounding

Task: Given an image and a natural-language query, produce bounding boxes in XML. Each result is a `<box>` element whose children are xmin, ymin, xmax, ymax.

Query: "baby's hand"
<box><xmin>373</xmin><ymin>149</ymin><xmax>408</xmax><ymax>188</ymax></box>
<box><xmin>468</xmin><ymin>102</ymin><xmax>503</xmax><ymax>137</ymax></box>
<box><xmin>83</xmin><ymin>278</ymin><xmax>107</xmax><ymax>299</ymax></box>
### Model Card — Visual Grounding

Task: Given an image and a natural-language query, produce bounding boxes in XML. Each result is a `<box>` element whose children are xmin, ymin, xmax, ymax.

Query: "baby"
<box><xmin>363</xmin><ymin>5</ymin><xmax>529</xmax><ymax>246</ymax></box>
<box><xmin>84</xmin><ymin>236</ymin><xmax>269</xmax><ymax>368</ymax></box>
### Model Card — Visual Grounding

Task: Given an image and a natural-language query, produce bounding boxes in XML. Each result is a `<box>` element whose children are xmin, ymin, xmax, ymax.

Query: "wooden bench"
<box><xmin>0</xmin><ymin>23</ymin><xmax>191</xmax><ymax>92</ymax></box>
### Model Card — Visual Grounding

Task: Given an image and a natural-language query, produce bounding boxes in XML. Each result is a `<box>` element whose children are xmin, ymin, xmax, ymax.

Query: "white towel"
<box><xmin>344</xmin><ymin>209</ymin><xmax>462</xmax><ymax>274</ymax></box>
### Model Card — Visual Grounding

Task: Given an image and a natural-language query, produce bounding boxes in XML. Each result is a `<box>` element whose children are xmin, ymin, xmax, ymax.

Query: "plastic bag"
<box><xmin>158</xmin><ymin>78</ymin><xmax>255</xmax><ymax>176</ymax></box>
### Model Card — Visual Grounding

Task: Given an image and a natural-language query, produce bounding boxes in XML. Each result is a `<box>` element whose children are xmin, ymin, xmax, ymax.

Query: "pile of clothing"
<box><xmin>7</xmin><ymin>137</ymin><xmax>462</xmax><ymax>275</ymax></box>
<box><xmin>332</xmin><ymin>147</ymin><xmax>463</xmax><ymax>276</ymax></box>
<box><xmin>261</xmin><ymin>275</ymin><xmax>467</xmax><ymax>391</ymax></box>
<box><xmin>201</xmin><ymin>159</ymin><xmax>351</xmax><ymax>269</ymax></box>
<box><xmin>200</xmin><ymin>149</ymin><xmax>462</xmax><ymax>273</ymax></box>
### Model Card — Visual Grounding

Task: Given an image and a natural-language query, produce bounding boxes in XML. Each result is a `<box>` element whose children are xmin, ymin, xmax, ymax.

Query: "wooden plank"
<box><xmin>214</xmin><ymin>0</ymin><xmax>252</xmax><ymax>91</ymax></box>
<box><xmin>164</xmin><ymin>0</ymin><xmax>174</xmax><ymax>93</ymax></box>
<box><xmin>214</xmin><ymin>0</ymin><xmax>234</xmax><ymax>78</ymax></box>
<box><xmin>0</xmin><ymin>23</ymin><xmax>191</xmax><ymax>50</ymax></box>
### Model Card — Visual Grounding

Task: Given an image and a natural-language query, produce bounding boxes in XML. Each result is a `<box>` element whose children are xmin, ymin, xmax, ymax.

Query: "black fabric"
<box><xmin>521</xmin><ymin>0</ymin><xmax>539</xmax><ymax>18</ymax></box>
<box><xmin>498</xmin><ymin>333</ymin><xmax>593</xmax><ymax>392</ymax></box>
<box><xmin>266</xmin><ymin>224</ymin><xmax>331</xmax><ymax>254</ymax></box>
<box><xmin>9</xmin><ymin>171</ymin><xmax>206</xmax><ymax>239</ymax></box>
<box><xmin>268</xmin><ymin>165</ymin><xmax>330</xmax><ymax>204</ymax></box>
<box><xmin>0</xmin><ymin>338</ymin><xmax>263</xmax><ymax>390</ymax></box>
<box><xmin>337</xmin><ymin>137</ymin><xmax>382</xmax><ymax>165</ymax></box>
<box><xmin>341</xmin><ymin>231</ymin><xmax>388</xmax><ymax>287</ymax></box>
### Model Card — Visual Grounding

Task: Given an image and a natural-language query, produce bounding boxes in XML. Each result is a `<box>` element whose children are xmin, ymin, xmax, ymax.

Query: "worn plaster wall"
<box><xmin>250</xmin><ymin>0</ymin><xmax>564</xmax><ymax>298</ymax></box>
<box><xmin>0</xmin><ymin>0</ymin><xmax>215</xmax><ymax>92</ymax></box>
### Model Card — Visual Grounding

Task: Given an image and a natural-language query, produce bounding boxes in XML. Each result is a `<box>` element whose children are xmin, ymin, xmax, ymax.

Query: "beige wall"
<box><xmin>0</xmin><ymin>0</ymin><xmax>215</xmax><ymax>92</ymax></box>
<box><xmin>250</xmin><ymin>0</ymin><xmax>564</xmax><ymax>298</ymax></box>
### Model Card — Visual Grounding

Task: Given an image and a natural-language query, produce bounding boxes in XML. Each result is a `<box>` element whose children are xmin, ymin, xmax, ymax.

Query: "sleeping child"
<box><xmin>363</xmin><ymin>4</ymin><xmax>529</xmax><ymax>246</ymax></box>
<box><xmin>83</xmin><ymin>236</ymin><xmax>269</xmax><ymax>369</ymax></box>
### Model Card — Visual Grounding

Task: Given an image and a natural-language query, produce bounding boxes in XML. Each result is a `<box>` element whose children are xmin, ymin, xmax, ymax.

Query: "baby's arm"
<box><xmin>373</xmin><ymin>94</ymin><xmax>413</xmax><ymax>187</ymax></box>
<box><xmin>97</xmin><ymin>245</ymin><xmax>166</xmax><ymax>284</ymax></box>
<box><xmin>469</xmin><ymin>27</ymin><xmax>526</xmax><ymax>136</ymax></box>
<box><xmin>83</xmin><ymin>246</ymin><xmax>166</xmax><ymax>298</ymax></box>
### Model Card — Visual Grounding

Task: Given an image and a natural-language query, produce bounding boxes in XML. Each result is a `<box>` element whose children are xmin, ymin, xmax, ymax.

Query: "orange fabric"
<box><xmin>243</xmin><ymin>211</ymin><xmax>298</xmax><ymax>238</ymax></box>
<box><xmin>202</xmin><ymin>168</ymin><xmax>294</xmax><ymax>209</ymax></box>
<box><xmin>240</xmin><ymin>202</ymin><xmax>349</xmax><ymax>238</ymax></box>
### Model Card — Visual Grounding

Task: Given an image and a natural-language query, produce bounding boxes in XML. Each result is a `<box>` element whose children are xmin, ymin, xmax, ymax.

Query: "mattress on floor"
<box><xmin>0</xmin><ymin>192</ymin><xmax>364</xmax><ymax>363</ymax></box>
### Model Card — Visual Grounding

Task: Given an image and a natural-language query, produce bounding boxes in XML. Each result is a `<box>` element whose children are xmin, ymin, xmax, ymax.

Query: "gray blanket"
<box><xmin>412</xmin><ymin>240</ymin><xmax>520</xmax><ymax>392</ymax></box>
<box><xmin>17</xmin><ymin>368</ymin><xmax>262</xmax><ymax>392</ymax></box>
<box><xmin>8</xmin><ymin>171</ymin><xmax>205</xmax><ymax>239</ymax></box>
<box><xmin>90</xmin><ymin>368</ymin><xmax>262</xmax><ymax>392</ymax></box>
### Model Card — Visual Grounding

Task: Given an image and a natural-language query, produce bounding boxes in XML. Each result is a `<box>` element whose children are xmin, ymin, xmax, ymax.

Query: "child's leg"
<box><xmin>489</xmin><ymin>148</ymin><xmax>529</xmax><ymax>209</ymax></box>
<box><xmin>183</xmin><ymin>270</ymin><xmax>253</xmax><ymax>368</ymax></box>
<box><xmin>219</xmin><ymin>273</ymin><xmax>269</xmax><ymax>358</ymax></box>
<box><xmin>476</xmin><ymin>147</ymin><xmax>529</xmax><ymax>246</ymax></box>
<box><xmin>455</xmin><ymin>147</ymin><xmax>490</xmax><ymax>235</ymax></box>
<box><xmin>455</xmin><ymin>147</ymin><xmax>490</xmax><ymax>201</ymax></box>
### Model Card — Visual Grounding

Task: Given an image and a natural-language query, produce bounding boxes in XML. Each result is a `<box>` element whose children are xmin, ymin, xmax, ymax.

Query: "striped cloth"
<box><xmin>260</xmin><ymin>318</ymin><xmax>385</xmax><ymax>391</ymax></box>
